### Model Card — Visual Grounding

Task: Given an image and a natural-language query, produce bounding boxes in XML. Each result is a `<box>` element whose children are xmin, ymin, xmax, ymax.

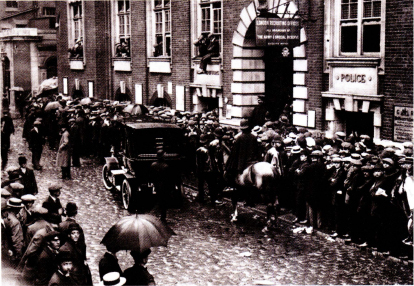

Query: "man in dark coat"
<box><xmin>17</xmin><ymin>155</ymin><xmax>38</xmax><ymax>195</ymax></box>
<box><xmin>34</xmin><ymin>230</ymin><xmax>61</xmax><ymax>285</ymax></box>
<box><xmin>59</xmin><ymin>202</ymin><xmax>79</xmax><ymax>234</ymax></box>
<box><xmin>29</xmin><ymin>119</ymin><xmax>45</xmax><ymax>170</ymax></box>
<box><xmin>226</xmin><ymin>119</ymin><xmax>261</xmax><ymax>207</ymax></box>
<box><xmin>150</xmin><ymin>150</ymin><xmax>174</xmax><ymax>221</ymax></box>
<box><xmin>124</xmin><ymin>249</ymin><xmax>155</xmax><ymax>286</ymax></box>
<box><xmin>42</xmin><ymin>185</ymin><xmax>64</xmax><ymax>224</ymax></box>
<box><xmin>99</xmin><ymin>249</ymin><xmax>122</xmax><ymax>281</ymax></box>
<box><xmin>197</xmin><ymin>33</ymin><xmax>219</xmax><ymax>74</ymax></box>
<box><xmin>249</xmin><ymin>95</ymin><xmax>270</xmax><ymax>129</ymax></box>
<box><xmin>1</xmin><ymin>109</ymin><xmax>15</xmax><ymax>170</ymax></box>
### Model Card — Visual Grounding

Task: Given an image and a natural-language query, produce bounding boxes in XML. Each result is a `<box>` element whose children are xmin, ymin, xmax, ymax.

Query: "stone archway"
<box><xmin>231</xmin><ymin>0</ymin><xmax>308</xmax><ymax>123</ymax></box>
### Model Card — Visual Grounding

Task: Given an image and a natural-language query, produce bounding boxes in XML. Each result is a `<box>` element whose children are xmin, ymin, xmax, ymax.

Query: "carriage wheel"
<box><xmin>102</xmin><ymin>165</ymin><xmax>113</xmax><ymax>190</ymax></box>
<box><xmin>121</xmin><ymin>179</ymin><xmax>136</xmax><ymax>211</ymax></box>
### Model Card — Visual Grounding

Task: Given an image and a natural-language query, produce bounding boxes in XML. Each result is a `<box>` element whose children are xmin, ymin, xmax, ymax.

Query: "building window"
<box><xmin>68</xmin><ymin>1</ymin><xmax>84</xmax><ymax>59</ymax></box>
<box><xmin>199</xmin><ymin>0</ymin><xmax>222</xmax><ymax>54</ymax></box>
<box><xmin>6</xmin><ymin>1</ymin><xmax>18</xmax><ymax>8</ymax></box>
<box><xmin>43</xmin><ymin>7</ymin><xmax>56</xmax><ymax>16</ymax></box>
<box><xmin>153</xmin><ymin>0</ymin><xmax>170</xmax><ymax>57</ymax></box>
<box><xmin>114</xmin><ymin>0</ymin><xmax>131</xmax><ymax>57</ymax></box>
<box><xmin>72</xmin><ymin>2</ymin><xmax>83</xmax><ymax>41</ymax></box>
<box><xmin>340</xmin><ymin>0</ymin><xmax>381</xmax><ymax>54</ymax></box>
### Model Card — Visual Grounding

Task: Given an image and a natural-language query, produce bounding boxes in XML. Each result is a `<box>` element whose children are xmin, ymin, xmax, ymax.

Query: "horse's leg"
<box><xmin>230</xmin><ymin>187</ymin><xmax>239</xmax><ymax>222</ymax></box>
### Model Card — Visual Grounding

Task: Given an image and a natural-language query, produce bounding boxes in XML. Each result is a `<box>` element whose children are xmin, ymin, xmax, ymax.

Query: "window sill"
<box><xmin>113</xmin><ymin>58</ymin><xmax>131</xmax><ymax>72</ymax></box>
<box><xmin>326</xmin><ymin>57</ymin><xmax>380</xmax><ymax>68</ymax></box>
<box><xmin>69</xmin><ymin>59</ymin><xmax>84</xmax><ymax>70</ymax></box>
<box><xmin>148</xmin><ymin>57</ymin><xmax>171</xmax><ymax>73</ymax></box>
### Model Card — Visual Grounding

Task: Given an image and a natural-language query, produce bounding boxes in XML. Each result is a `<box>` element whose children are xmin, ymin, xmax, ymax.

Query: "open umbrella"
<box><xmin>123</xmin><ymin>104</ymin><xmax>148</xmax><ymax>116</ymax></box>
<box><xmin>101</xmin><ymin>214</ymin><xmax>175</xmax><ymax>253</ymax></box>
<box><xmin>44</xmin><ymin>101</ymin><xmax>62</xmax><ymax>111</ymax></box>
<box><xmin>80</xmin><ymin>97</ymin><xmax>93</xmax><ymax>105</ymax></box>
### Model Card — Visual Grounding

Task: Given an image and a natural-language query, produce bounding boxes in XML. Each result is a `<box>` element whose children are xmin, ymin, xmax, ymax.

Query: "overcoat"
<box><xmin>57</xmin><ymin>130</ymin><xmax>70</xmax><ymax>167</ymax></box>
<box><xmin>18</xmin><ymin>167</ymin><xmax>38</xmax><ymax>195</ymax></box>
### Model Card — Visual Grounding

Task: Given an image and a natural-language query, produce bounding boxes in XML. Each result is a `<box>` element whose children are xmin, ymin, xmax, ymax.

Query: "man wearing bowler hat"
<box><xmin>29</xmin><ymin>119</ymin><xmax>45</xmax><ymax>170</ymax></box>
<box><xmin>59</xmin><ymin>202</ymin><xmax>80</xmax><ymax>233</ymax></box>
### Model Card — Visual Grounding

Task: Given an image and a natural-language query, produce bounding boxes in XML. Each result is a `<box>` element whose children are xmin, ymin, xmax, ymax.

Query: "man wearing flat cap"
<box><xmin>2</xmin><ymin>198</ymin><xmax>25</xmax><ymax>267</ymax></box>
<box><xmin>34</xmin><ymin>230</ymin><xmax>62</xmax><ymax>285</ymax></box>
<box><xmin>42</xmin><ymin>184</ymin><xmax>64</xmax><ymax>224</ymax></box>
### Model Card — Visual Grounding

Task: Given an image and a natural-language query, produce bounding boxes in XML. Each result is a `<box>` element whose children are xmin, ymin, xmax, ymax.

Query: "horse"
<box><xmin>230</xmin><ymin>162</ymin><xmax>280</xmax><ymax>226</ymax></box>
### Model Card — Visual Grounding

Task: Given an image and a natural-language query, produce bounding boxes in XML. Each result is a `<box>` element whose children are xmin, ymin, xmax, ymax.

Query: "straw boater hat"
<box><xmin>7</xmin><ymin>198</ymin><xmax>24</xmax><ymax>208</ymax></box>
<box><xmin>99</xmin><ymin>272</ymin><xmax>126</xmax><ymax>286</ymax></box>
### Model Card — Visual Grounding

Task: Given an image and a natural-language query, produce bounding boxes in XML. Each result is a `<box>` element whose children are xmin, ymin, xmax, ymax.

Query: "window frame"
<box><xmin>67</xmin><ymin>1</ymin><xmax>85</xmax><ymax>59</ymax></box>
<box><xmin>194</xmin><ymin>0</ymin><xmax>223</xmax><ymax>58</ymax></box>
<box><xmin>336</xmin><ymin>0</ymin><xmax>384</xmax><ymax>57</ymax></box>
<box><xmin>6</xmin><ymin>1</ymin><xmax>18</xmax><ymax>8</ymax></box>
<box><xmin>152</xmin><ymin>0</ymin><xmax>171</xmax><ymax>57</ymax></box>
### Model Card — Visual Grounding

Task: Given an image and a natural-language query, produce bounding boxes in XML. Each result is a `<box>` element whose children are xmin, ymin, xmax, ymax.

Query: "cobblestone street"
<box><xmin>2</xmin><ymin>120</ymin><xmax>413</xmax><ymax>285</ymax></box>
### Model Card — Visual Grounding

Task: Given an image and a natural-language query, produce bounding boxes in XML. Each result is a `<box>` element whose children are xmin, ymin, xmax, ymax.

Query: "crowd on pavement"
<box><xmin>1</xmin><ymin>92</ymin><xmax>413</xmax><ymax>285</ymax></box>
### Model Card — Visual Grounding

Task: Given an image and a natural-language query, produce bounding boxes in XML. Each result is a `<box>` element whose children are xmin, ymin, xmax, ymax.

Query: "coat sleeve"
<box><xmin>7</xmin><ymin>217</ymin><xmax>24</xmax><ymax>257</ymax></box>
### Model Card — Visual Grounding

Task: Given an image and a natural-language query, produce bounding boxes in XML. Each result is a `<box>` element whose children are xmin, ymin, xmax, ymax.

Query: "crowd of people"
<box><xmin>1</xmin><ymin>92</ymin><xmax>413</xmax><ymax>284</ymax></box>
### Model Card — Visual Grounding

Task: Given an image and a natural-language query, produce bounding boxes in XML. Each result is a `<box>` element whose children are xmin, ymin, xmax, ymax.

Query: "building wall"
<box><xmin>382</xmin><ymin>0</ymin><xmax>413</xmax><ymax>140</ymax></box>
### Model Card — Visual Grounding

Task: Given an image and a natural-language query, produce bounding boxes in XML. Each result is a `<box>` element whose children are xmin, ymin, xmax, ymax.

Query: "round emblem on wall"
<box><xmin>336</xmin><ymin>76</ymin><xmax>340</xmax><ymax>80</ymax></box>
<box><xmin>281</xmin><ymin>47</ymin><xmax>290</xmax><ymax>57</ymax></box>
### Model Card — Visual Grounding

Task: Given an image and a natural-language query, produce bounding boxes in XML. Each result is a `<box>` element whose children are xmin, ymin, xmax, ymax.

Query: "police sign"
<box><xmin>255</xmin><ymin>17</ymin><xmax>300</xmax><ymax>47</ymax></box>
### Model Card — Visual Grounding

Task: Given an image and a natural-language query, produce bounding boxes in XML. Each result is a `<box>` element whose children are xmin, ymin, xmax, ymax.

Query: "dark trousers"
<box><xmin>197</xmin><ymin>172</ymin><xmax>219</xmax><ymax>203</ymax></box>
<box><xmin>199</xmin><ymin>53</ymin><xmax>218</xmax><ymax>72</ymax></box>
<box><xmin>61</xmin><ymin>167</ymin><xmax>71</xmax><ymax>179</ymax></box>
<box><xmin>295</xmin><ymin>188</ymin><xmax>307</xmax><ymax>221</ymax></box>
<box><xmin>1</xmin><ymin>148</ymin><xmax>9</xmax><ymax>169</ymax></box>
<box><xmin>72</xmin><ymin>147</ymin><xmax>81</xmax><ymax>167</ymax></box>
<box><xmin>31</xmin><ymin>147</ymin><xmax>43</xmax><ymax>168</ymax></box>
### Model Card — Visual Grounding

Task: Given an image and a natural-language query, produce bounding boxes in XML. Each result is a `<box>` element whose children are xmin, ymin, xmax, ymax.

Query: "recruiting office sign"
<box><xmin>256</xmin><ymin>17</ymin><xmax>300</xmax><ymax>46</ymax></box>
<box><xmin>393</xmin><ymin>106</ymin><xmax>413</xmax><ymax>142</ymax></box>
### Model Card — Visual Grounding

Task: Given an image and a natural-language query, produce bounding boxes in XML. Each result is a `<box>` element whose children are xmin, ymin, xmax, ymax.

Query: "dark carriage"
<box><xmin>102</xmin><ymin>121</ymin><xmax>185</xmax><ymax>212</ymax></box>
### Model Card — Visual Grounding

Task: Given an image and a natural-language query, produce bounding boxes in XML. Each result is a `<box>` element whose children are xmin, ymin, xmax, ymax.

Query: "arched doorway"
<box><xmin>231</xmin><ymin>0</ymin><xmax>307</xmax><ymax>121</ymax></box>
<box><xmin>45</xmin><ymin>56</ymin><xmax>57</xmax><ymax>79</ymax></box>
<box><xmin>114</xmin><ymin>87</ymin><xmax>132</xmax><ymax>102</ymax></box>
<box><xmin>149</xmin><ymin>90</ymin><xmax>172</xmax><ymax>108</ymax></box>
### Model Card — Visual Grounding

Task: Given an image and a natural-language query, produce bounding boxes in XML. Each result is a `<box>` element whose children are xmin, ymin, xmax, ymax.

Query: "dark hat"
<box><xmin>199</xmin><ymin>134</ymin><xmax>208</xmax><ymax>144</ymax></box>
<box><xmin>239</xmin><ymin>119</ymin><xmax>249</xmax><ymax>130</ymax></box>
<box><xmin>373</xmin><ymin>163</ymin><xmax>384</xmax><ymax>171</ymax></box>
<box><xmin>6</xmin><ymin>197</ymin><xmax>24</xmax><ymax>208</ymax></box>
<box><xmin>56</xmin><ymin>251</ymin><xmax>72</xmax><ymax>264</ymax></box>
<box><xmin>298</xmin><ymin>128</ymin><xmax>308</xmax><ymax>134</ymax></box>
<box><xmin>65</xmin><ymin>202</ymin><xmax>78</xmax><ymax>216</ymax></box>
<box><xmin>214</xmin><ymin>127</ymin><xmax>224</xmax><ymax>137</ymax></box>
<box><xmin>44</xmin><ymin>230</ymin><xmax>61</xmax><ymax>241</ymax></box>
<box><xmin>49</xmin><ymin>184</ymin><xmax>62</xmax><ymax>193</ymax></box>
<box><xmin>272</xmin><ymin>134</ymin><xmax>283</xmax><ymax>143</ymax></box>
<box><xmin>18</xmin><ymin>155</ymin><xmax>27</xmax><ymax>165</ymax></box>
<box><xmin>131</xmin><ymin>249</ymin><xmax>151</xmax><ymax>260</ymax></box>
<box><xmin>67</xmin><ymin>222</ymin><xmax>82</xmax><ymax>233</ymax></box>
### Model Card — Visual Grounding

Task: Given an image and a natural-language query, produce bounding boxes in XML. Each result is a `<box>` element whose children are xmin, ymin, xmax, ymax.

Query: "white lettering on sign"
<box><xmin>341</xmin><ymin>74</ymin><xmax>366</xmax><ymax>83</ymax></box>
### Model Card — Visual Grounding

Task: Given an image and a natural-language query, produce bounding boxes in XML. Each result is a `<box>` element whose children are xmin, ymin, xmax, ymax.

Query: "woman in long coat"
<box><xmin>57</xmin><ymin>125</ymin><xmax>71</xmax><ymax>179</ymax></box>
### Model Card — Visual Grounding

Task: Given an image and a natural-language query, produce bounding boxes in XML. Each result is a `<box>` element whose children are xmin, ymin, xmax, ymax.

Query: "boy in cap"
<box><xmin>124</xmin><ymin>249</ymin><xmax>155</xmax><ymax>286</ymax></box>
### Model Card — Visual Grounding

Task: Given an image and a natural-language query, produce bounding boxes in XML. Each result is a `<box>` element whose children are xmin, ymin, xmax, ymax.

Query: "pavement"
<box><xmin>1</xmin><ymin>119</ymin><xmax>413</xmax><ymax>285</ymax></box>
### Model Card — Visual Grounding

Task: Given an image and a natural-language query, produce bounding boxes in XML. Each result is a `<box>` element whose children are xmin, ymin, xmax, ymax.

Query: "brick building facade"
<box><xmin>56</xmin><ymin>0</ymin><xmax>413</xmax><ymax>141</ymax></box>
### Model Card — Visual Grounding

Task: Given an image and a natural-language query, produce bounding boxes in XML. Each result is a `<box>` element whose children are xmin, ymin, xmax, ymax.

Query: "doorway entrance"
<box><xmin>264</xmin><ymin>46</ymin><xmax>293</xmax><ymax>120</ymax></box>
<box><xmin>337</xmin><ymin>111</ymin><xmax>374</xmax><ymax>138</ymax></box>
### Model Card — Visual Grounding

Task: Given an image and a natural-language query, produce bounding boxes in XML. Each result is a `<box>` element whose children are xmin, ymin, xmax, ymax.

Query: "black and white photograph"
<box><xmin>1</xmin><ymin>0</ymin><xmax>413</xmax><ymax>285</ymax></box>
